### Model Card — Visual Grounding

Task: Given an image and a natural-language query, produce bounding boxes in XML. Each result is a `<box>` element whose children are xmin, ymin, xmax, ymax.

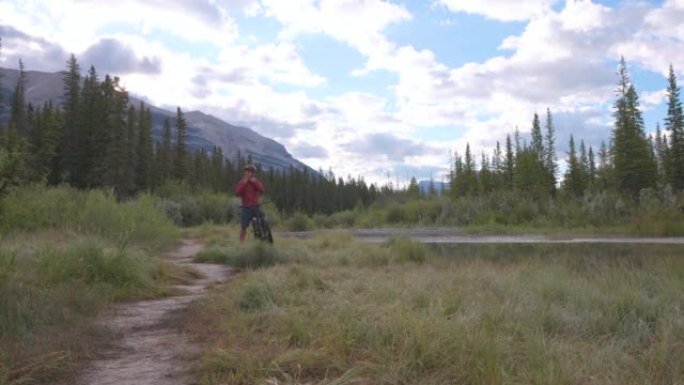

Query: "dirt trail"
<box><xmin>75</xmin><ymin>240</ymin><xmax>231</xmax><ymax>385</ymax></box>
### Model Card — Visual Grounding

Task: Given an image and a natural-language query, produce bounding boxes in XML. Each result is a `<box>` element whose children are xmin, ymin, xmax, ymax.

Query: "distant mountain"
<box><xmin>0</xmin><ymin>67</ymin><xmax>312</xmax><ymax>173</ymax></box>
<box><xmin>418</xmin><ymin>180</ymin><xmax>448</xmax><ymax>195</ymax></box>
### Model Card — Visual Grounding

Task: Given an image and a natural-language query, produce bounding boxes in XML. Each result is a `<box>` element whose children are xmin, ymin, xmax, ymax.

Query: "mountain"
<box><xmin>0</xmin><ymin>67</ymin><xmax>312</xmax><ymax>172</ymax></box>
<box><xmin>418</xmin><ymin>180</ymin><xmax>448</xmax><ymax>195</ymax></box>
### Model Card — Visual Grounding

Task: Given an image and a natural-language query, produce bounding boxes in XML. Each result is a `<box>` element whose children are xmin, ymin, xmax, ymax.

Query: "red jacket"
<box><xmin>235</xmin><ymin>178</ymin><xmax>265</xmax><ymax>206</ymax></box>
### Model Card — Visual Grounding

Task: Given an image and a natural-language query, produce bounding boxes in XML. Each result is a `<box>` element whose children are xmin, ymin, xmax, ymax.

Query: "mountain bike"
<box><xmin>250</xmin><ymin>205</ymin><xmax>273</xmax><ymax>243</ymax></box>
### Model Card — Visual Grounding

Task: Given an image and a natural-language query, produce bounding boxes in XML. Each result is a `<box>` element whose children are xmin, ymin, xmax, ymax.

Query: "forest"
<box><xmin>2</xmin><ymin>34</ymin><xmax>684</xmax><ymax>233</ymax></box>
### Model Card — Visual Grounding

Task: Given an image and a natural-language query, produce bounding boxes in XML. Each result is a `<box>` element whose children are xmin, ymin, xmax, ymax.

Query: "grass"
<box><xmin>183</xmin><ymin>231</ymin><xmax>684</xmax><ymax>385</ymax></box>
<box><xmin>0</xmin><ymin>185</ymin><xmax>183</xmax><ymax>385</ymax></box>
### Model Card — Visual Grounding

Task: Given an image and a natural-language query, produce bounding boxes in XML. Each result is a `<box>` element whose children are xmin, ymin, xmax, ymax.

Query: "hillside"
<box><xmin>0</xmin><ymin>67</ymin><xmax>312</xmax><ymax>172</ymax></box>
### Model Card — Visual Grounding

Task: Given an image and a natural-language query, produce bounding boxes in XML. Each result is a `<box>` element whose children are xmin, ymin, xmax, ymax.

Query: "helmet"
<box><xmin>244</xmin><ymin>164</ymin><xmax>257</xmax><ymax>172</ymax></box>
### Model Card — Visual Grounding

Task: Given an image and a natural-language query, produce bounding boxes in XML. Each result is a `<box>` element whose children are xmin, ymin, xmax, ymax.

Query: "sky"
<box><xmin>1</xmin><ymin>0</ymin><xmax>683</xmax><ymax>186</ymax></box>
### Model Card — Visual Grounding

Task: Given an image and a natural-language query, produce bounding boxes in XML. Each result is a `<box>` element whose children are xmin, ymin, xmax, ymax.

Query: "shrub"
<box><xmin>287</xmin><ymin>213</ymin><xmax>312</xmax><ymax>231</ymax></box>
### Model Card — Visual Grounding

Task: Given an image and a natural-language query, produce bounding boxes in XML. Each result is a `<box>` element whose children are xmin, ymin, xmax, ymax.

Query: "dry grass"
<box><xmin>184</xmin><ymin>232</ymin><xmax>684</xmax><ymax>385</ymax></box>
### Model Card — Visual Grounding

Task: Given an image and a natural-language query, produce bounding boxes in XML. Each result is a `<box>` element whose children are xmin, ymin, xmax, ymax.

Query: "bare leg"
<box><xmin>239</xmin><ymin>228</ymin><xmax>246</xmax><ymax>243</ymax></box>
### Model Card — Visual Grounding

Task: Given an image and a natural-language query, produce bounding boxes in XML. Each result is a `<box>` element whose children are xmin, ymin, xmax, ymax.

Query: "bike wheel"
<box><xmin>251</xmin><ymin>217</ymin><xmax>262</xmax><ymax>239</ymax></box>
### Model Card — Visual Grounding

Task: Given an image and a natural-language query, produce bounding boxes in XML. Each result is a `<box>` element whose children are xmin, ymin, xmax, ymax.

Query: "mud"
<box><xmin>75</xmin><ymin>240</ymin><xmax>231</xmax><ymax>385</ymax></box>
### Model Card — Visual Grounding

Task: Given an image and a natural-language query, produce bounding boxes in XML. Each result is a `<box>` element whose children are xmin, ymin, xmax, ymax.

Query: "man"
<box><xmin>235</xmin><ymin>164</ymin><xmax>266</xmax><ymax>243</ymax></box>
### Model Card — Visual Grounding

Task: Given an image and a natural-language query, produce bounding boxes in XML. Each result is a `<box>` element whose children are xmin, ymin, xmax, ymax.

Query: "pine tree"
<box><xmin>59</xmin><ymin>54</ymin><xmax>82</xmax><ymax>185</ymax></box>
<box><xmin>81</xmin><ymin>65</ymin><xmax>104</xmax><ymax>187</ymax></box>
<box><xmin>544</xmin><ymin>108</ymin><xmax>558</xmax><ymax>192</ymax></box>
<box><xmin>531</xmin><ymin>112</ymin><xmax>544</xmax><ymax>163</ymax></box>
<box><xmin>174</xmin><ymin>107</ymin><xmax>189</xmax><ymax>181</ymax></box>
<box><xmin>9</xmin><ymin>60</ymin><xmax>28</xmax><ymax>136</ymax></box>
<box><xmin>505</xmin><ymin>134</ymin><xmax>514</xmax><ymax>188</ymax></box>
<box><xmin>563</xmin><ymin>135</ymin><xmax>584</xmax><ymax>196</ymax></box>
<box><xmin>654</xmin><ymin>123</ymin><xmax>668</xmax><ymax>185</ymax></box>
<box><xmin>156</xmin><ymin>118</ymin><xmax>174</xmax><ymax>184</ymax></box>
<box><xmin>611</xmin><ymin>57</ymin><xmax>657</xmax><ymax>197</ymax></box>
<box><xmin>101</xmin><ymin>75</ymin><xmax>130</xmax><ymax>196</ymax></box>
<box><xmin>28</xmin><ymin>102</ymin><xmax>60</xmax><ymax>182</ymax></box>
<box><xmin>135</xmin><ymin>103</ymin><xmax>153</xmax><ymax>191</ymax></box>
<box><xmin>665</xmin><ymin>64</ymin><xmax>684</xmax><ymax>190</ymax></box>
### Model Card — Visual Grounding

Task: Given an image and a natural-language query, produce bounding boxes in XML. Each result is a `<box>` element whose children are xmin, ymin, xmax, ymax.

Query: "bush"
<box><xmin>287</xmin><ymin>213</ymin><xmax>312</xmax><ymax>231</ymax></box>
<box><xmin>0</xmin><ymin>186</ymin><xmax>178</xmax><ymax>247</ymax></box>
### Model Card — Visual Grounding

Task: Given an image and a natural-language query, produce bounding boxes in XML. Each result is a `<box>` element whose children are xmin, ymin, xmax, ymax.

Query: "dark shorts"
<box><xmin>240</xmin><ymin>205</ymin><xmax>260</xmax><ymax>229</ymax></box>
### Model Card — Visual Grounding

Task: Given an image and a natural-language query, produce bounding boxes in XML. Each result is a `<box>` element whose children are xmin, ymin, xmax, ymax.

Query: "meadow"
<box><xmin>0</xmin><ymin>185</ymin><xmax>185</xmax><ymax>385</ymax></box>
<box><xmin>185</xmin><ymin>230</ymin><xmax>684</xmax><ymax>385</ymax></box>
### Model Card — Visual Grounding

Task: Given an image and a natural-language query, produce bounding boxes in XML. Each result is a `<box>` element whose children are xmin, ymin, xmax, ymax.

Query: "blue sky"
<box><xmin>1</xmin><ymin>0</ymin><xmax>683</xmax><ymax>186</ymax></box>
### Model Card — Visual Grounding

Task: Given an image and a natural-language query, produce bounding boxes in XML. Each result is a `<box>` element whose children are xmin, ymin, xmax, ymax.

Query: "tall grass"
<box><xmin>185</xmin><ymin>236</ymin><xmax>684</xmax><ymax>385</ymax></box>
<box><xmin>0</xmin><ymin>185</ymin><xmax>181</xmax><ymax>384</ymax></box>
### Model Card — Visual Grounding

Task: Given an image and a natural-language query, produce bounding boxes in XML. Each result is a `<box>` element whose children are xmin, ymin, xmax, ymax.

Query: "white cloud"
<box><xmin>261</xmin><ymin>0</ymin><xmax>410</xmax><ymax>55</ymax></box>
<box><xmin>436</xmin><ymin>0</ymin><xmax>559</xmax><ymax>22</ymax></box>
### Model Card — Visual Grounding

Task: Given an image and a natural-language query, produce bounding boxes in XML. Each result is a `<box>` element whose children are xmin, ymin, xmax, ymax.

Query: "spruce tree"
<box><xmin>9</xmin><ymin>60</ymin><xmax>28</xmax><ymax>136</ymax></box>
<box><xmin>60</xmin><ymin>54</ymin><xmax>82</xmax><ymax>185</ymax></box>
<box><xmin>135</xmin><ymin>103</ymin><xmax>153</xmax><ymax>191</ymax></box>
<box><xmin>544</xmin><ymin>108</ymin><xmax>558</xmax><ymax>192</ymax></box>
<box><xmin>157</xmin><ymin>118</ymin><xmax>174</xmax><ymax>184</ymax></box>
<box><xmin>563</xmin><ymin>135</ymin><xmax>584</xmax><ymax>196</ymax></box>
<box><xmin>611</xmin><ymin>57</ymin><xmax>657</xmax><ymax>196</ymax></box>
<box><xmin>665</xmin><ymin>64</ymin><xmax>684</xmax><ymax>190</ymax></box>
<box><xmin>505</xmin><ymin>134</ymin><xmax>514</xmax><ymax>188</ymax></box>
<box><xmin>81</xmin><ymin>65</ymin><xmax>104</xmax><ymax>187</ymax></box>
<box><xmin>174</xmin><ymin>107</ymin><xmax>189</xmax><ymax>181</ymax></box>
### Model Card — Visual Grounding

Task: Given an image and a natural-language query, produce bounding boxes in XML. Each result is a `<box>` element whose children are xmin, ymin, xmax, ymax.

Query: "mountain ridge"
<box><xmin>0</xmin><ymin>67</ymin><xmax>313</xmax><ymax>173</ymax></box>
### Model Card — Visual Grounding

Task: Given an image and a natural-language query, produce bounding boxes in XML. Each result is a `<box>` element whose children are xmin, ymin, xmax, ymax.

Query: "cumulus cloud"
<box><xmin>80</xmin><ymin>38</ymin><xmax>161</xmax><ymax>75</ymax></box>
<box><xmin>291</xmin><ymin>142</ymin><xmax>328</xmax><ymax>159</ymax></box>
<box><xmin>342</xmin><ymin>133</ymin><xmax>437</xmax><ymax>162</ymax></box>
<box><xmin>0</xmin><ymin>25</ymin><xmax>68</xmax><ymax>71</ymax></box>
<box><xmin>261</xmin><ymin>0</ymin><xmax>411</xmax><ymax>55</ymax></box>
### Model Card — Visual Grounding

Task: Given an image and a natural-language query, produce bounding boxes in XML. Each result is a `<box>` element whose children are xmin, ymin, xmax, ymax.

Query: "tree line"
<box><xmin>449</xmin><ymin>57</ymin><xmax>684</xmax><ymax>202</ymax></box>
<box><xmin>0</xmin><ymin>40</ymin><xmax>376</xmax><ymax>216</ymax></box>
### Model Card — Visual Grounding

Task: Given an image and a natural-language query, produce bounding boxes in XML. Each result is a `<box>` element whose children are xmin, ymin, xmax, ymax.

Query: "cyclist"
<box><xmin>235</xmin><ymin>164</ymin><xmax>266</xmax><ymax>243</ymax></box>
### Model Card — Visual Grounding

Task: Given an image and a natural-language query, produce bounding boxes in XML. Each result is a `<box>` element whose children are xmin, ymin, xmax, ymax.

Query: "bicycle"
<box><xmin>250</xmin><ymin>205</ymin><xmax>273</xmax><ymax>244</ymax></box>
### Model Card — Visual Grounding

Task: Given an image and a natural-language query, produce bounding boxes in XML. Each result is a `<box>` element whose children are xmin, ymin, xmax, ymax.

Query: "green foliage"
<box><xmin>191</xmin><ymin>239</ymin><xmax>684</xmax><ymax>385</ymax></box>
<box><xmin>153</xmin><ymin>181</ymin><xmax>234</xmax><ymax>226</ymax></box>
<box><xmin>196</xmin><ymin>242</ymin><xmax>293</xmax><ymax>269</ymax></box>
<box><xmin>0</xmin><ymin>185</ymin><xmax>177</xmax><ymax>246</ymax></box>
<box><xmin>387</xmin><ymin>236</ymin><xmax>426</xmax><ymax>264</ymax></box>
<box><xmin>286</xmin><ymin>212</ymin><xmax>312</xmax><ymax>231</ymax></box>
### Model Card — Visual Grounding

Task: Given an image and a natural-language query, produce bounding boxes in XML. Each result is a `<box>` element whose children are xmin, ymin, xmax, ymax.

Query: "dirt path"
<box><xmin>75</xmin><ymin>240</ymin><xmax>231</xmax><ymax>385</ymax></box>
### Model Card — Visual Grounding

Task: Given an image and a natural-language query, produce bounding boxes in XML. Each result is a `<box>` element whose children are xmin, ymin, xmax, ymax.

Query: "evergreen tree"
<box><xmin>654</xmin><ymin>123</ymin><xmax>668</xmax><ymax>185</ymax></box>
<box><xmin>81</xmin><ymin>66</ymin><xmax>104</xmax><ymax>187</ymax></box>
<box><xmin>504</xmin><ymin>134</ymin><xmax>514</xmax><ymax>188</ymax></box>
<box><xmin>665</xmin><ymin>64</ymin><xmax>684</xmax><ymax>190</ymax></box>
<box><xmin>174</xmin><ymin>107</ymin><xmax>189</xmax><ymax>181</ymax></box>
<box><xmin>135</xmin><ymin>103</ymin><xmax>153</xmax><ymax>191</ymax></box>
<box><xmin>101</xmin><ymin>75</ymin><xmax>130</xmax><ymax>196</ymax></box>
<box><xmin>59</xmin><ymin>54</ymin><xmax>82</xmax><ymax>185</ymax></box>
<box><xmin>611</xmin><ymin>57</ymin><xmax>657</xmax><ymax>196</ymax></box>
<box><xmin>9</xmin><ymin>59</ymin><xmax>28</xmax><ymax>136</ymax></box>
<box><xmin>530</xmin><ymin>112</ymin><xmax>544</xmax><ymax>163</ymax></box>
<box><xmin>156</xmin><ymin>118</ymin><xmax>174</xmax><ymax>184</ymax></box>
<box><xmin>27</xmin><ymin>102</ymin><xmax>60</xmax><ymax>182</ymax></box>
<box><xmin>407</xmin><ymin>176</ymin><xmax>420</xmax><ymax>199</ymax></box>
<box><xmin>563</xmin><ymin>135</ymin><xmax>584</xmax><ymax>196</ymax></box>
<box><xmin>544</xmin><ymin>108</ymin><xmax>558</xmax><ymax>192</ymax></box>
